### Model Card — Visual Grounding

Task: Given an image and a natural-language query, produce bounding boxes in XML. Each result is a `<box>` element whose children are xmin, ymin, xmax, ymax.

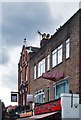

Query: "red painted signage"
<box><xmin>42</xmin><ymin>71</ymin><xmax>64</xmax><ymax>81</ymax></box>
<box><xmin>34</xmin><ymin>99</ymin><xmax>61</xmax><ymax>115</ymax></box>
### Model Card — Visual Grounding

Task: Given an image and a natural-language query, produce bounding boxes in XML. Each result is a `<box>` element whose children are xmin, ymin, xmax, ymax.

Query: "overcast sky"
<box><xmin>0</xmin><ymin>0</ymin><xmax>80</xmax><ymax>106</ymax></box>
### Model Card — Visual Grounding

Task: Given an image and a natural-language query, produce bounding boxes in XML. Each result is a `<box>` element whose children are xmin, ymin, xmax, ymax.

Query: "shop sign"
<box><xmin>20</xmin><ymin>111</ymin><xmax>33</xmax><ymax>118</ymax></box>
<box><xmin>27</xmin><ymin>94</ymin><xmax>33</xmax><ymax>102</ymax></box>
<box><xmin>34</xmin><ymin>99</ymin><xmax>61</xmax><ymax>115</ymax></box>
<box><xmin>42</xmin><ymin>71</ymin><xmax>64</xmax><ymax>81</ymax></box>
<box><xmin>11</xmin><ymin>93</ymin><xmax>17</xmax><ymax>102</ymax></box>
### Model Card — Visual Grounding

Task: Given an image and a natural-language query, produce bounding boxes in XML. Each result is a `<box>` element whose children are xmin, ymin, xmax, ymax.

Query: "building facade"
<box><xmin>18</xmin><ymin>9</ymin><xmax>81</xmax><ymax>113</ymax></box>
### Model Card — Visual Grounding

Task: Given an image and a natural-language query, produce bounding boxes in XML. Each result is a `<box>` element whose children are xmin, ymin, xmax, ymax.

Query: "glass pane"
<box><xmin>66</xmin><ymin>43</ymin><xmax>70</xmax><ymax>59</ymax></box>
<box><xmin>58</xmin><ymin>48</ymin><xmax>62</xmax><ymax>64</ymax></box>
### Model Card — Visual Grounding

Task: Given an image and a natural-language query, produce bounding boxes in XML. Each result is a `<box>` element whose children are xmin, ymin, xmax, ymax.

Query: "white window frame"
<box><xmin>52</xmin><ymin>44</ymin><xmax>63</xmax><ymax>68</ymax></box>
<box><xmin>34</xmin><ymin>90</ymin><xmax>44</xmax><ymax>104</ymax></box>
<box><xmin>34</xmin><ymin>65</ymin><xmax>36</xmax><ymax>80</ymax></box>
<box><xmin>38</xmin><ymin>58</ymin><xmax>45</xmax><ymax>77</ymax></box>
<box><xmin>57</xmin><ymin>44</ymin><xmax>63</xmax><ymax>64</ymax></box>
<box><xmin>54</xmin><ymin>79</ymin><xmax>69</xmax><ymax>99</ymax></box>
<box><xmin>26</xmin><ymin>66</ymin><xmax>28</xmax><ymax>81</ymax></box>
<box><xmin>52</xmin><ymin>49</ymin><xmax>57</xmax><ymax>67</ymax></box>
<box><xmin>66</xmin><ymin>38</ymin><xmax>70</xmax><ymax>59</ymax></box>
<box><xmin>47</xmin><ymin>54</ymin><xmax>50</xmax><ymax>71</ymax></box>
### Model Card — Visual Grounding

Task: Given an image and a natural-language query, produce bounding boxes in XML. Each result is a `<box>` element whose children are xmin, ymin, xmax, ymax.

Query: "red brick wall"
<box><xmin>29</xmin><ymin>10</ymin><xmax>80</xmax><ymax>102</ymax></box>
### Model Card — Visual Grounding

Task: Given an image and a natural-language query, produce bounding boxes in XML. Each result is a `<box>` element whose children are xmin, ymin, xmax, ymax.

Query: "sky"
<box><xmin>0</xmin><ymin>0</ymin><xmax>80</xmax><ymax>107</ymax></box>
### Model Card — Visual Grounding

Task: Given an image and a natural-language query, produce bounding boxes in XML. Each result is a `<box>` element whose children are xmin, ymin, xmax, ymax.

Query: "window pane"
<box><xmin>47</xmin><ymin>54</ymin><xmax>50</xmax><ymax>71</ymax></box>
<box><xmin>55</xmin><ymin>81</ymin><xmax>69</xmax><ymax>99</ymax></box>
<box><xmin>26</xmin><ymin>66</ymin><xmax>28</xmax><ymax>81</ymax></box>
<box><xmin>52</xmin><ymin>53</ymin><xmax>57</xmax><ymax>67</ymax></box>
<box><xmin>66</xmin><ymin>39</ymin><xmax>70</xmax><ymax>59</ymax></box>
<box><xmin>34</xmin><ymin>91</ymin><xmax>44</xmax><ymax>104</ymax></box>
<box><xmin>52</xmin><ymin>49</ymin><xmax>57</xmax><ymax>67</ymax></box>
<box><xmin>58</xmin><ymin>46</ymin><xmax>62</xmax><ymax>64</ymax></box>
<box><xmin>38</xmin><ymin>58</ymin><xmax>45</xmax><ymax>77</ymax></box>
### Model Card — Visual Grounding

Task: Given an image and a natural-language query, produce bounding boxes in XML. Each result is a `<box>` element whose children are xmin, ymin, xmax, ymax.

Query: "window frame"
<box><xmin>47</xmin><ymin>54</ymin><xmax>50</xmax><ymax>71</ymax></box>
<box><xmin>52</xmin><ymin>44</ymin><xmax>63</xmax><ymax>68</ymax></box>
<box><xmin>34</xmin><ymin>90</ymin><xmax>44</xmax><ymax>104</ymax></box>
<box><xmin>38</xmin><ymin>58</ymin><xmax>45</xmax><ymax>78</ymax></box>
<box><xmin>54</xmin><ymin>78</ymin><xmax>69</xmax><ymax>99</ymax></box>
<box><xmin>26</xmin><ymin>66</ymin><xmax>28</xmax><ymax>81</ymax></box>
<box><xmin>66</xmin><ymin>38</ymin><xmax>70</xmax><ymax>59</ymax></box>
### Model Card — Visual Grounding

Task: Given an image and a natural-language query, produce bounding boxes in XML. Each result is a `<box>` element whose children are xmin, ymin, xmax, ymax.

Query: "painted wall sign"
<box><xmin>34</xmin><ymin>99</ymin><xmax>61</xmax><ymax>115</ymax></box>
<box><xmin>42</xmin><ymin>71</ymin><xmax>64</xmax><ymax>81</ymax></box>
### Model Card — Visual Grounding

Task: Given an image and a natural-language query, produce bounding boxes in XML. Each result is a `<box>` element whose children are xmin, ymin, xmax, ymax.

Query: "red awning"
<box><xmin>42</xmin><ymin>71</ymin><xmax>64</xmax><ymax>81</ymax></box>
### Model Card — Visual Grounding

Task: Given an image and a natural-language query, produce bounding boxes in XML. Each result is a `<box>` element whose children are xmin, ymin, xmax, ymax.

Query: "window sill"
<box><xmin>52</xmin><ymin>61</ymin><xmax>63</xmax><ymax>69</ymax></box>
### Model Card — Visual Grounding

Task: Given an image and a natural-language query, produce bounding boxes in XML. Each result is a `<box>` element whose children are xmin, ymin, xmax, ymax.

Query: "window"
<box><xmin>34</xmin><ymin>65</ymin><xmax>36</xmax><ymax>80</ymax></box>
<box><xmin>52</xmin><ymin>49</ymin><xmax>57</xmax><ymax>67</ymax></box>
<box><xmin>38</xmin><ymin>58</ymin><xmax>45</xmax><ymax>77</ymax></box>
<box><xmin>47</xmin><ymin>54</ymin><xmax>50</xmax><ymax>71</ymax></box>
<box><xmin>26</xmin><ymin>66</ymin><xmax>28</xmax><ymax>81</ymax></box>
<box><xmin>54</xmin><ymin>79</ymin><xmax>69</xmax><ymax>99</ymax></box>
<box><xmin>57</xmin><ymin>45</ymin><xmax>62</xmax><ymax>64</ymax></box>
<box><xmin>34</xmin><ymin>90</ymin><xmax>44</xmax><ymax>104</ymax></box>
<box><xmin>52</xmin><ymin>44</ymin><xmax>63</xmax><ymax>67</ymax></box>
<box><xmin>66</xmin><ymin>38</ymin><xmax>70</xmax><ymax>59</ymax></box>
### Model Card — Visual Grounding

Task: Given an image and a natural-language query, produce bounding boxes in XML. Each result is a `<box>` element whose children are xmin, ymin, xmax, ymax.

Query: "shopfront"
<box><xmin>31</xmin><ymin>98</ymin><xmax>61</xmax><ymax>120</ymax></box>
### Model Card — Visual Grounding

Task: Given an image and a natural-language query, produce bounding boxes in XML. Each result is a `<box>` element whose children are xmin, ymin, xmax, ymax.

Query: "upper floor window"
<box><xmin>34</xmin><ymin>65</ymin><xmax>36</xmax><ymax>80</ymax></box>
<box><xmin>38</xmin><ymin>58</ymin><xmax>45</xmax><ymax>77</ymax></box>
<box><xmin>54</xmin><ymin>78</ymin><xmax>69</xmax><ymax>99</ymax></box>
<box><xmin>52</xmin><ymin>44</ymin><xmax>63</xmax><ymax>67</ymax></box>
<box><xmin>57</xmin><ymin>45</ymin><xmax>62</xmax><ymax>64</ymax></box>
<box><xmin>66</xmin><ymin>38</ymin><xmax>70</xmax><ymax>59</ymax></box>
<box><xmin>47</xmin><ymin>54</ymin><xmax>50</xmax><ymax>71</ymax></box>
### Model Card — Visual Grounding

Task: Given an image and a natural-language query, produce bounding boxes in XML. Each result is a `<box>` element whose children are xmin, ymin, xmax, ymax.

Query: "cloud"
<box><xmin>2</xmin><ymin>47</ymin><xmax>10</xmax><ymax>64</ymax></box>
<box><xmin>2</xmin><ymin>2</ymin><xmax>54</xmax><ymax>47</ymax></box>
<box><xmin>0</xmin><ymin>46</ymin><xmax>21</xmax><ymax>89</ymax></box>
<box><xmin>0</xmin><ymin>1</ymin><xmax>80</xmax><ymax>106</ymax></box>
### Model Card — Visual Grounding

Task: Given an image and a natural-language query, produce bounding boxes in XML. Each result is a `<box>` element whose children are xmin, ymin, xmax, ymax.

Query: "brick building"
<box><xmin>18</xmin><ymin>9</ymin><xmax>81</xmax><ymax>115</ymax></box>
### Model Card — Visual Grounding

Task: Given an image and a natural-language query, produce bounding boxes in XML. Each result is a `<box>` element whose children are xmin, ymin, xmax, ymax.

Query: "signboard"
<box><xmin>42</xmin><ymin>71</ymin><xmax>64</xmax><ymax>81</ymax></box>
<box><xmin>20</xmin><ymin>111</ymin><xmax>33</xmax><ymax>118</ymax></box>
<box><xmin>34</xmin><ymin>99</ymin><xmax>61</xmax><ymax>115</ymax></box>
<box><xmin>11</xmin><ymin>93</ymin><xmax>17</xmax><ymax>102</ymax></box>
<box><xmin>27</xmin><ymin>94</ymin><xmax>33</xmax><ymax>102</ymax></box>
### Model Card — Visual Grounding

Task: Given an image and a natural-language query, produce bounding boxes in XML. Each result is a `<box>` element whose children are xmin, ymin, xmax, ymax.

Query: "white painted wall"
<box><xmin>61</xmin><ymin>93</ymin><xmax>79</xmax><ymax>119</ymax></box>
